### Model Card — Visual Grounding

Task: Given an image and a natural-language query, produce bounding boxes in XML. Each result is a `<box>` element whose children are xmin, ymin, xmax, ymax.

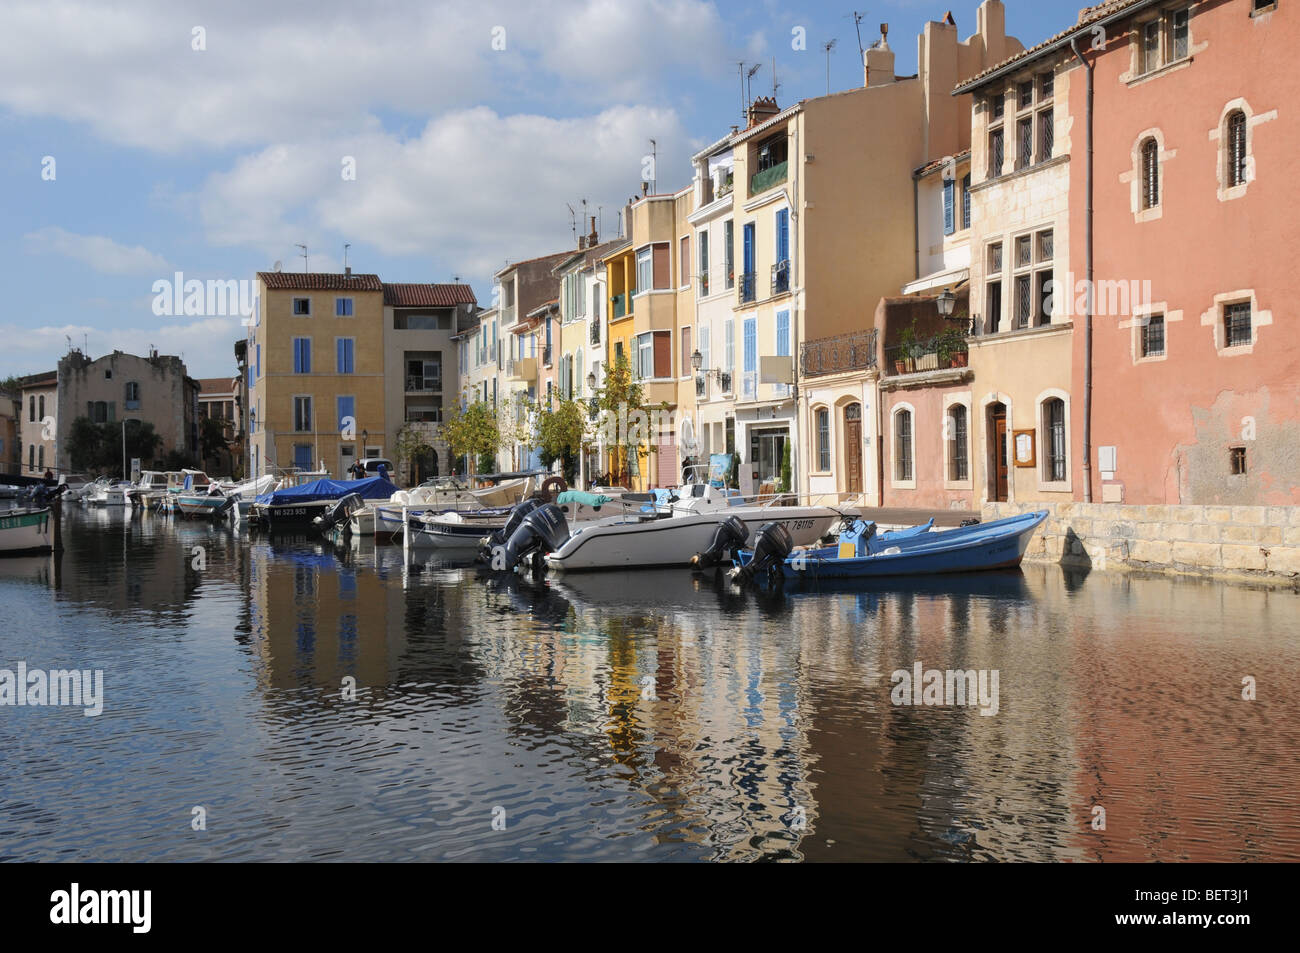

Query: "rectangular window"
<box><xmin>1224</xmin><ymin>302</ymin><xmax>1252</xmax><ymax>347</ymax></box>
<box><xmin>961</xmin><ymin>173</ymin><xmax>971</xmax><ymax>229</ymax></box>
<box><xmin>1016</xmin><ymin>116</ymin><xmax>1033</xmax><ymax>169</ymax></box>
<box><xmin>1142</xmin><ymin>19</ymin><xmax>1161</xmax><ymax>74</ymax></box>
<box><xmin>1171</xmin><ymin>8</ymin><xmax>1189</xmax><ymax>60</ymax></box>
<box><xmin>679</xmin><ymin>235</ymin><xmax>690</xmax><ymax>287</ymax></box>
<box><xmin>1016</xmin><ymin>234</ymin><xmax>1032</xmax><ymax>268</ymax></box>
<box><xmin>1230</xmin><ymin>446</ymin><xmax>1247</xmax><ymax>475</ymax></box>
<box><xmin>1142</xmin><ymin>139</ymin><xmax>1160</xmax><ymax>209</ymax></box>
<box><xmin>293</xmin><ymin>337</ymin><xmax>311</xmax><ymax>373</ymax></box>
<box><xmin>724</xmin><ymin>318</ymin><xmax>735</xmax><ymax>373</ymax></box>
<box><xmin>335</xmin><ymin>297</ymin><xmax>354</xmax><ymax>317</ymax></box>
<box><xmin>636</xmin><ymin>247</ymin><xmax>652</xmax><ymax>293</ymax></box>
<box><xmin>986</xmin><ymin>242</ymin><xmax>1003</xmax><ymax>333</ymax></box>
<box><xmin>336</xmin><ymin>396</ymin><xmax>355</xmax><ymax>431</ymax></box>
<box><xmin>293</xmin><ymin>297</ymin><xmax>311</xmax><ymax>316</ymax></box>
<box><xmin>950</xmin><ymin>406</ymin><xmax>969</xmax><ymax>482</ymax></box>
<box><xmin>988</xmin><ymin>127</ymin><xmax>1004</xmax><ymax>177</ymax></box>
<box><xmin>698</xmin><ymin>230</ymin><xmax>709</xmax><ymax>296</ymax></box>
<box><xmin>943</xmin><ymin>179</ymin><xmax>955</xmax><ymax>235</ymax></box>
<box><xmin>1038</xmin><ymin>108</ymin><xmax>1054</xmax><ymax>160</ymax></box>
<box><xmin>743</xmin><ymin>317</ymin><xmax>756</xmax><ymax>375</ymax></box>
<box><xmin>636</xmin><ymin>333</ymin><xmax>653</xmax><ymax>379</ymax></box>
<box><xmin>1040</xmin><ymin>71</ymin><xmax>1054</xmax><ymax>100</ymax></box>
<box><xmin>1045</xmin><ymin>400</ymin><xmax>1067</xmax><ymax>482</ymax></box>
<box><xmin>724</xmin><ymin>220</ymin><xmax>735</xmax><ymax>288</ymax></box>
<box><xmin>896</xmin><ymin>411</ymin><xmax>913</xmax><ymax>482</ymax></box>
<box><xmin>1018</xmin><ymin>81</ymin><xmax>1034</xmax><ymax>110</ymax></box>
<box><xmin>680</xmin><ymin>326</ymin><xmax>691</xmax><ymax>377</ymax></box>
<box><xmin>990</xmin><ymin>91</ymin><xmax>1005</xmax><ymax>120</ymax></box>
<box><xmin>1015</xmin><ymin>275</ymin><xmax>1033</xmax><ymax>328</ymax></box>
<box><xmin>816</xmin><ymin>408</ymin><xmax>830</xmax><ymax>472</ymax></box>
<box><xmin>699</xmin><ymin>323</ymin><xmax>711</xmax><ymax>371</ymax></box>
<box><xmin>336</xmin><ymin>338</ymin><xmax>355</xmax><ymax>374</ymax></box>
<box><xmin>1141</xmin><ymin>314</ymin><xmax>1166</xmax><ymax>357</ymax></box>
<box><xmin>293</xmin><ymin>396</ymin><xmax>312</xmax><ymax>433</ymax></box>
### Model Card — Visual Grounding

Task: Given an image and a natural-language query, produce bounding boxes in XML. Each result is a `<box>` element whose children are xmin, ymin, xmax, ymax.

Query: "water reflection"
<box><xmin>0</xmin><ymin>507</ymin><xmax>1296</xmax><ymax>862</ymax></box>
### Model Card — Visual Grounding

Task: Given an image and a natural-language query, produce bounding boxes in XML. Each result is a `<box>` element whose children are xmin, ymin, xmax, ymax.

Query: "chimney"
<box><xmin>345</xmin><ymin>266</ymin><xmax>352</xmax><ymax>277</ymax></box>
<box><xmin>588</xmin><ymin>215</ymin><xmax>598</xmax><ymax>248</ymax></box>
<box><xmin>864</xmin><ymin>23</ymin><xmax>895</xmax><ymax>87</ymax></box>
<box><xmin>746</xmin><ymin>96</ymin><xmax>781</xmax><ymax>129</ymax></box>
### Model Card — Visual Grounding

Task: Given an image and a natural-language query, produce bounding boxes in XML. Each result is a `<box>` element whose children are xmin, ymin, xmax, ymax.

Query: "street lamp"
<box><xmin>690</xmin><ymin>348</ymin><xmax>703</xmax><ymax>373</ymax></box>
<box><xmin>937</xmin><ymin>288</ymin><xmax>957</xmax><ymax>318</ymax></box>
<box><xmin>586</xmin><ymin>371</ymin><xmax>596</xmax><ymax>393</ymax></box>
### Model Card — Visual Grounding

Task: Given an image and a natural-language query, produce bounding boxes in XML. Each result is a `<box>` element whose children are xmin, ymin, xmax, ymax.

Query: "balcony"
<box><xmin>740</xmin><ymin>371</ymin><xmax>758</xmax><ymax>402</ymax></box>
<box><xmin>405</xmin><ymin>376</ymin><xmax>442</xmax><ymax>394</ymax></box>
<box><xmin>883</xmin><ymin>332</ymin><xmax>970</xmax><ymax>378</ymax></box>
<box><xmin>507</xmin><ymin>357</ymin><xmax>537</xmax><ymax>381</ymax></box>
<box><xmin>404</xmin><ymin>409</ymin><xmax>443</xmax><ymax>424</ymax></box>
<box><xmin>590</xmin><ymin>322</ymin><xmax>601</xmax><ymax>345</ymax></box>
<box><xmin>738</xmin><ymin>272</ymin><xmax>756</xmax><ymax>304</ymax></box>
<box><xmin>719</xmin><ymin>370</ymin><xmax>733</xmax><ymax>394</ymax></box>
<box><xmin>750</xmin><ymin>160</ymin><xmax>788</xmax><ymax>196</ymax></box>
<box><xmin>698</xmin><ymin>271</ymin><xmax>710</xmax><ymax>297</ymax></box>
<box><xmin>542</xmin><ymin>345</ymin><xmax>552</xmax><ymax>367</ymax></box>
<box><xmin>771</xmin><ymin>259</ymin><xmax>790</xmax><ymax>296</ymax></box>
<box><xmin>800</xmin><ymin>329</ymin><xmax>878</xmax><ymax>379</ymax></box>
<box><xmin>611</xmin><ymin>293</ymin><xmax>629</xmax><ymax>320</ymax></box>
<box><xmin>695</xmin><ymin>374</ymin><xmax>707</xmax><ymax>398</ymax></box>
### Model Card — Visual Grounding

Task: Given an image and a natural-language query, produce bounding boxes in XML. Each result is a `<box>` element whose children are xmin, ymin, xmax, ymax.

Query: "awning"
<box><xmin>901</xmin><ymin>268</ymin><xmax>969</xmax><ymax>297</ymax></box>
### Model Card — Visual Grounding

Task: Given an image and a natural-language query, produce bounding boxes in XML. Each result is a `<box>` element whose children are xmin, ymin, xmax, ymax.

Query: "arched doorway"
<box><xmin>411</xmin><ymin>447</ymin><xmax>438</xmax><ymax>485</ymax></box>
<box><xmin>987</xmin><ymin>402</ymin><xmax>1008</xmax><ymax>501</ymax></box>
<box><xmin>843</xmin><ymin>403</ymin><xmax>863</xmax><ymax>495</ymax></box>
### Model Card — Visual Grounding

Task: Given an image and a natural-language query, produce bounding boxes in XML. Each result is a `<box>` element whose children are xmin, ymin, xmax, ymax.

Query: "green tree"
<box><xmin>393</xmin><ymin>423</ymin><xmax>434</xmax><ymax>483</ymax></box>
<box><xmin>535</xmin><ymin>397</ymin><xmax>588</xmax><ymax>484</ymax></box>
<box><xmin>595</xmin><ymin>353</ymin><xmax>667</xmax><ymax>486</ymax></box>
<box><xmin>65</xmin><ymin>417</ymin><xmax>164</xmax><ymax>475</ymax></box>
<box><xmin>443</xmin><ymin>401</ymin><xmax>502</xmax><ymax>475</ymax></box>
<box><xmin>199</xmin><ymin>417</ymin><xmax>230</xmax><ymax>471</ymax></box>
<box><xmin>778</xmin><ymin>440</ymin><xmax>792</xmax><ymax>494</ymax></box>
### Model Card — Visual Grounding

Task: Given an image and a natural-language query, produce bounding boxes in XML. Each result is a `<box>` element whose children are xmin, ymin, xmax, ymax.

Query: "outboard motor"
<box><xmin>479</xmin><ymin>497</ymin><xmax>546</xmax><ymax>562</ymax></box>
<box><xmin>691</xmin><ymin>516</ymin><xmax>749</xmax><ymax>568</ymax></box>
<box><xmin>495</xmin><ymin>503</ymin><xmax>570</xmax><ymax>573</ymax></box>
<box><xmin>729</xmin><ymin>521</ymin><xmax>794</xmax><ymax>587</ymax></box>
<box><xmin>315</xmin><ymin>492</ymin><xmax>363</xmax><ymax>533</ymax></box>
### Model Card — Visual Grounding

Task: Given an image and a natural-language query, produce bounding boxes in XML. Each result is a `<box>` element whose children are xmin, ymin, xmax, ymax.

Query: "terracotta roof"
<box><xmin>196</xmin><ymin>377</ymin><xmax>237</xmax><ymax>394</ymax></box>
<box><xmin>257</xmin><ymin>271</ymin><xmax>383</xmax><ymax>291</ymax></box>
<box><xmin>383</xmin><ymin>283</ymin><xmax>477</xmax><ymax>307</ymax></box>
<box><xmin>954</xmin><ymin>0</ymin><xmax>1151</xmax><ymax>93</ymax></box>
<box><xmin>915</xmin><ymin>149</ymin><xmax>972</xmax><ymax>177</ymax></box>
<box><xmin>18</xmin><ymin>371</ymin><xmax>56</xmax><ymax>388</ymax></box>
<box><xmin>494</xmin><ymin>250</ymin><xmax>573</xmax><ymax>278</ymax></box>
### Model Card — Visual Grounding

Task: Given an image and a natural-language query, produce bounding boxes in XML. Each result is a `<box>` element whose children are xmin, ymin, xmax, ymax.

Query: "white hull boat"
<box><xmin>0</xmin><ymin>507</ymin><xmax>54</xmax><ymax>555</ymax></box>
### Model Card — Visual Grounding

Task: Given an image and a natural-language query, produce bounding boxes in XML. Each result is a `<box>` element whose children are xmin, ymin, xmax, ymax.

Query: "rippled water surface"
<box><xmin>2</xmin><ymin>506</ymin><xmax>1298</xmax><ymax>862</ymax></box>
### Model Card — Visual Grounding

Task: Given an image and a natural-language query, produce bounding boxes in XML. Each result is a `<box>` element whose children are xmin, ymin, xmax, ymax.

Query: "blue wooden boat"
<box><xmin>736</xmin><ymin>510</ymin><xmax>1048</xmax><ymax>581</ymax></box>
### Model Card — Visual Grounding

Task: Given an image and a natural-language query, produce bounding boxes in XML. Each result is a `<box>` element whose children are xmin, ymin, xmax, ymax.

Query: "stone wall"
<box><xmin>984</xmin><ymin>501</ymin><xmax>1300</xmax><ymax>586</ymax></box>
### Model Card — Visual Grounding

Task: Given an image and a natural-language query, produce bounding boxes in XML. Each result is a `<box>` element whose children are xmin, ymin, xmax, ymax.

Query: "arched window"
<box><xmin>948</xmin><ymin>405</ymin><xmax>969</xmax><ymax>482</ymax></box>
<box><xmin>38</xmin><ymin>395</ymin><xmax>44</xmax><ymax>420</ymax></box>
<box><xmin>1043</xmin><ymin>398</ymin><xmax>1067</xmax><ymax>482</ymax></box>
<box><xmin>1141</xmin><ymin>138</ymin><xmax>1159</xmax><ymax>209</ymax></box>
<box><xmin>37</xmin><ymin>445</ymin><xmax>44</xmax><ymax>470</ymax></box>
<box><xmin>894</xmin><ymin>408</ymin><xmax>913</xmax><ymax>482</ymax></box>
<box><xmin>815</xmin><ymin>407</ymin><xmax>830</xmax><ymax>472</ymax></box>
<box><xmin>29</xmin><ymin>444</ymin><xmax>35</xmax><ymax>471</ymax></box>
<box><xmin>1227</xmin><ymin>110</ymin><xmax>1247</xmax><ymax>188</ymax></box>
<box><xmin>28</xmin><ymin>396</ymin><xmax>35</xmax><ymax>422</ymax></box>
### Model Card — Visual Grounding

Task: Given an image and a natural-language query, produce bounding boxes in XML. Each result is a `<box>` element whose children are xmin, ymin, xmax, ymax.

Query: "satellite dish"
<box><xmin>273</xmin><ymin>261</ymin><xmax>283</xmax><ymax>272</ymax></box>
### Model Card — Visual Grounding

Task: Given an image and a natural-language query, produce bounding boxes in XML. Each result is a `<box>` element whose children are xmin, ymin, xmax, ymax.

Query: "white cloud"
<box><xmin>198</xmin><ymin>104</ymin><xmax>693</xmax><ymax>279</ymax></box>
<box><xmin>23</xmin><ymin>227</ymin><xmax>169</xmax><ymax>275</ymax></box>
<box><xmin>1</xmin><ymin>317</ymin><xmax>243</xmax><ymax>378</ymax></box>
<box><xmin>0</xmin><ymin>0</ymin><xmax>728</xmax><ymax>153</ymax></box>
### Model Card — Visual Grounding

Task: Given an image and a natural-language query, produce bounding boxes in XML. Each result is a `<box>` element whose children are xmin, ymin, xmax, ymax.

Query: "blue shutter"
<box><xmin>336</xmin><ymin>396</ymin><xmax>354</xmax><ymax>431</ymax></box>
<box><xmin>943</xmin><ymin>180</ymin><xmax>955</xmax><ymax>235</ymax></box>
<box><xmin>776</xmin><ymin>311</ymin><xmax>790</xmax><ymax>356</ymax></box>
<box><xmin>743</xmin><ymin>223</ymin><xmax>755</xmax><ymax>273</ymax></box>
<box><xmin>294</xmin><ymin>445</ymin><xmax>313</xmax><ymax>471</ymax></box>
<box><xmin>776</xmin><ymin>209</ymin><xmax>789</xmax><ymax>262</ymax></box>
<box><xmin>743</xmin><ymin>317</ymin><xmax>756</xmax><ymax>373</ymax></box>
<box><xmin>255</xmin><ymin>344</ymin><xmax>261</xmax><ymax>378</ymax></box>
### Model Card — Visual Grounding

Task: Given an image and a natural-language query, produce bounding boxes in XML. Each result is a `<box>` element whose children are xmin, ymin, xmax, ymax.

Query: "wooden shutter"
<box><xmin>653</xmin><ymin>331</ymin><xmax>672</xmax><ymax>378</ymax></box>
<box><xmin>652</xmin><ymin>243</ymin><xmax>671</xmax><ymax>289</ymax></box>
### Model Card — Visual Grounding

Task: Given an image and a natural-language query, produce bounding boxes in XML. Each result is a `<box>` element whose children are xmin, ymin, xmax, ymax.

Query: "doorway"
<box><xmin>339</xmin><ymin>444</ymin><xmax>356</xmax><ymax>480</ymax></box>
<box><xmin>988</xmin><ymin>402</ymin><xmax>1009</xmax><ymax>502</ymax></box>
<box><xmin>844</xmin><ymin>403</ymin><xmax>863</xmax><ymax>495</ymax></box>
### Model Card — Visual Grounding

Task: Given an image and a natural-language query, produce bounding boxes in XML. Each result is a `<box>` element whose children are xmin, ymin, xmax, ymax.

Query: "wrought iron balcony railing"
<box><xmin>771</xmin><ymin>259</ymin><xmax>790</xmax><ymax>296</ymax></box>
<box><xmin>738</xmin><ymin>272</ymin><xmax>756</xmax><ymax>304</ymax></box>
<box><xmin>799</xmin><ymin>328</ymin><xmax>879</xmax><ymax>379</ymax></box>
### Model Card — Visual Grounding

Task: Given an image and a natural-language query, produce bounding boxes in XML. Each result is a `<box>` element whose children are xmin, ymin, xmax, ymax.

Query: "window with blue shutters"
<box><xmin>293</xmin><ymin>337</ymin><xmax>311</xmax><ymax>373</ymax></box>
<box><xmin>943</xmin><ymin>179</ymin><xmax>955</xmax><ymax>235</ymax></box>
<box><xmin>776</xmin><ymin>208</ymin><xmax>789</xmax><ymax>262</ymax></box>
<box><xmin>255</xmin><ymin>344</ymin><xmax>261</xmax><ymax>378</ymax></box>
<box><xmin>336</xmin><ymin>396</ymin><xmax>354</xmax><ymax>432</ymax></box>
<box><xmin>743</xmin><ymin>317</ymin><xmax>756</xmax><ymax>372</ymax></box>
<box><xmin>776</xmin><ymin>310</ymin><xmax>790</xmax><ymax>356</ymax></box>
<box><xmin>336</xmin><ymin>338</ymin><xmax>355</xmax><ymax>374</ymax></box>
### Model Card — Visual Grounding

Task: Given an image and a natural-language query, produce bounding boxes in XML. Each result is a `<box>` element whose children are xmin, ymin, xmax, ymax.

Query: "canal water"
<box><xmin>2</xmin><ymin>505</ymin><xmax>1298</xmax><ymax>862</ymax></box>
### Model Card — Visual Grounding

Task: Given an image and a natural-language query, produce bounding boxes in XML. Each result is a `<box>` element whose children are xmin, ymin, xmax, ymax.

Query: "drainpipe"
<box><xmin>1070</xmin><ymin>36</ymin><xmax>1095</xmax><ymax>504</ymax></box>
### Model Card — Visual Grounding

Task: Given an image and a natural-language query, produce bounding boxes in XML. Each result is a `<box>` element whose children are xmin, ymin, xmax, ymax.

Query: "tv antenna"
<box><xmin>648</xmin><ymin>138</ymin><xmax>657</xmax><ymax>194</ymax></box>
<box><xmin>847</xmin><ymin>11</ymin><xmax>866</xmax><ymax>59</ymax></box>
<box><xmin>771</xmin><ymin>57</ymin><xmax>781</xmax><ymax>99</ymax></box>
<box><xmin>295</xmin><ymin>243</ymin><xmax>308</xmax><ymax>273</ymax></box>
<box><xmin>343</xmin><ymin>242</ymin><xmax>350</xmax><ymax>271</ymax></box>
<box><xmin>822</xmin><ymin>39</ymin><xmax>837</xmax><ymax>96</ymax></box>
<box><xmin>566</xmin><ymin>202</ymin><xmax>577</xmax><ymax>244</ymax></box>
<box><xmin>746</xmin><ymin>63</ymin><xmax>762</xmax><ymax>108</ymax></box>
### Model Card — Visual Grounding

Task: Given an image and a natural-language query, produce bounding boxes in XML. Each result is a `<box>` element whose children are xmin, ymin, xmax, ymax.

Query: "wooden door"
<box><xmin>992</xmin><ymin>407</ymin><xmax>1009</xmax><ymax>502</ymax></box>
<box><xmin>844</xmin><ymin>404</ymin><xmax>863</xmax><ymax>495</ymax></box>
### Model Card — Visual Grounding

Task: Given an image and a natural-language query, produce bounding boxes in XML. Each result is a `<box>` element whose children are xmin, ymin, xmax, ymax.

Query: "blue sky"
<box><xmin>0</xmin><ymin>0</ymin><xmax>1081</xmax><ymax>378</ymax></box>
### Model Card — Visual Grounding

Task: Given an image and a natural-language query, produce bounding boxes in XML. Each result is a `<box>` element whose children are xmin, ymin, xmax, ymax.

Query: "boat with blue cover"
<box><xmin>733</xmin><ymin>510</ymin><xmax>1048</xmax><ymax>584</ymax></box>
<box><xmin>252</xmin><ymin>475</ymin><xmax>399</xmax><ymax>530</ymax></box>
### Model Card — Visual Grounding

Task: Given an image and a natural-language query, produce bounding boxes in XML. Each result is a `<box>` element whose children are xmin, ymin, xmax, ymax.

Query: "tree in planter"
<box><xmin>443</xmin><ymin>401</ymin><xmax>503</xmax><ymax>476</ymax></box>
<box><xmin>934</xmin><ymin>326</ymin><xmax>969</xmax><ymax>368</ymax></box>
<box><xmin>535</xmin><ymin>397</ymin><xmax>588</xmax><ymax>485</ymax></box>
<box><xmin>778</xmin><ymin>440</ymin><xmax>792</xmax><ymax>494</ymax></box>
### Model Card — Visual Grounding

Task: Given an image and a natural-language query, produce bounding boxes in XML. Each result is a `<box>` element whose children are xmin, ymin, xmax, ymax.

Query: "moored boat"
<box><xmin>0</xmin><ymin>507</ymin><xmax>55</xmax><ymax>555</ymax></box>
<box><xmin>253</xmin><ymin>475</ymin><xmax>399</xmax><ymax>531</ymax></box>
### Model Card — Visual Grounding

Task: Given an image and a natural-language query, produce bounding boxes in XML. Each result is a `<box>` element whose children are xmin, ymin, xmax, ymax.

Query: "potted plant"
<box><xmin>896</xmin><ymin>324</ymin><xmax>917</xmax><ymax>374</ymax></box>
<box><xmin>935</xmin><ymin>326</ymin><xmax>969</xmax><ymax>368</ymax></box>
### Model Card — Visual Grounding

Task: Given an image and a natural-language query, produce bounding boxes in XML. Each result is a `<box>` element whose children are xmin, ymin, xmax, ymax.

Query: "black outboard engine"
<box><xmin>691</xmin><ymin>516</ymin><xmax>749</xmax><ymax>568</ymax></box>
<box><xmin>494</xmin><ymin>503</ymin><xmax>570</xmax><ymax>573</ymax></box>
<box><xmin>729</xmin><ymin>521</ymin><xmax>794</xmax><ymax>586</ymax></box>
<box><xmin>479</xmin><ymin>497</ymin><xmax>546</xmax><ymax>562</ymax></box>
<box><xmin>315</xmin><ymin>492</ymin><xmax>363</xmax><ymax>533</ymax></box>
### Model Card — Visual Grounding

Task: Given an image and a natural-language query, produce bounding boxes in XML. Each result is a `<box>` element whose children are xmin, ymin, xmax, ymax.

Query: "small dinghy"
<box><xmin>733</xmin><ymin>511</ymin><xmax>1048</xmax><ymax>585</ymax></box>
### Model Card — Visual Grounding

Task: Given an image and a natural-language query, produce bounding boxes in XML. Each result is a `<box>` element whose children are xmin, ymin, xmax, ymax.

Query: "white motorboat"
<box><xmin>88</xmin><ymin>480</ymin><xmax>131</xmax><ymax>507</ymax></box>
<box><xmin>127</xmin><ymin>470</ymin><xmax>173</xmax><ymax>509</ymax></box>
<box><xmin>540</xmin><ymin>483</ymin><xmax>845</xmax><ymax>572</ymax></box>
<box><xmin>0</xmin><ymin>506</ymin><xmax>55</xmax><ymax>555</ymax></box>
<box><xmin>366</xmin><ymin>471</ymin><xmax>544</xmax><ymax>537</ymax></box>
<box><xmin>218</xmin><ymin>474</ymin><xmax>276</xmax><ymax>522</ymax></box>
<box><xmin>403</xmin><ymin>490</ymin><xmax>649</xmax><ymax>553</ymax></box>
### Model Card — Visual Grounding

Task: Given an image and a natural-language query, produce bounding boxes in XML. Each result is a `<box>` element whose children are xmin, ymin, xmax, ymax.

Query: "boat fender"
<box><xmin>691</xmin><ymin>516</ymin><xmax>749</xmax><ymax>568</ymax></box>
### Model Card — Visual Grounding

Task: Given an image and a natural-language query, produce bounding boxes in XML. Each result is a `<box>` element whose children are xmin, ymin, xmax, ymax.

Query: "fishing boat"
<box><xmin>176</xmin><ymin>486</ymin><xmax>236</xmax><ymax>519</ymax></box>
<box><xmin>367</xmin><ymin>470</ymin><xmax>545</xmax><ymax>538</ymax></box>
<box><xmin>252</xmin><ymin>475</ymin><xmax>399</xmax><ymax>531</ymax></box>
<box><xmin>0</xmin><ymin>507</ymin><xmax>56</xmax><ymax>555</ymax></box>
<box><xmin>219</xmin><ymin>474</ymin><xmax>276</xmax><ymax>522</ymax></box>
<box><xmin>87</xmin><ymin>479</ymin><xmax>131</xmax><ymax>507</ymax></box>
<box><xmin>732</xmin><ymin>510</ymin><xmax>1049</xmax><ymax>584</ymax></box>
<box><xmin>127</xmin><ymin>470</ymin><xmax>173</xmax><ymax>510</ymax></box>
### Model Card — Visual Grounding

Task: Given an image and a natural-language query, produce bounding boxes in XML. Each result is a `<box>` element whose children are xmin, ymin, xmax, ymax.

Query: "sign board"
<box><xmin>759</xmin><ymin>355</ymin><xmax>794</xmax><ymax>385</ymax></box>
<box><xmin>1012</xmin><ymin>429</ymin><xmax>1036</xmax><ymax>468</ymax></box>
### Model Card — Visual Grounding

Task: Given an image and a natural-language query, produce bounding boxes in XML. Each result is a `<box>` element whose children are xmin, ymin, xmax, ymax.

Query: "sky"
<box><xmin>0</xmin><ymin>0</ymin><xmax>1083</xmax><ymax>378</ymax></box>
